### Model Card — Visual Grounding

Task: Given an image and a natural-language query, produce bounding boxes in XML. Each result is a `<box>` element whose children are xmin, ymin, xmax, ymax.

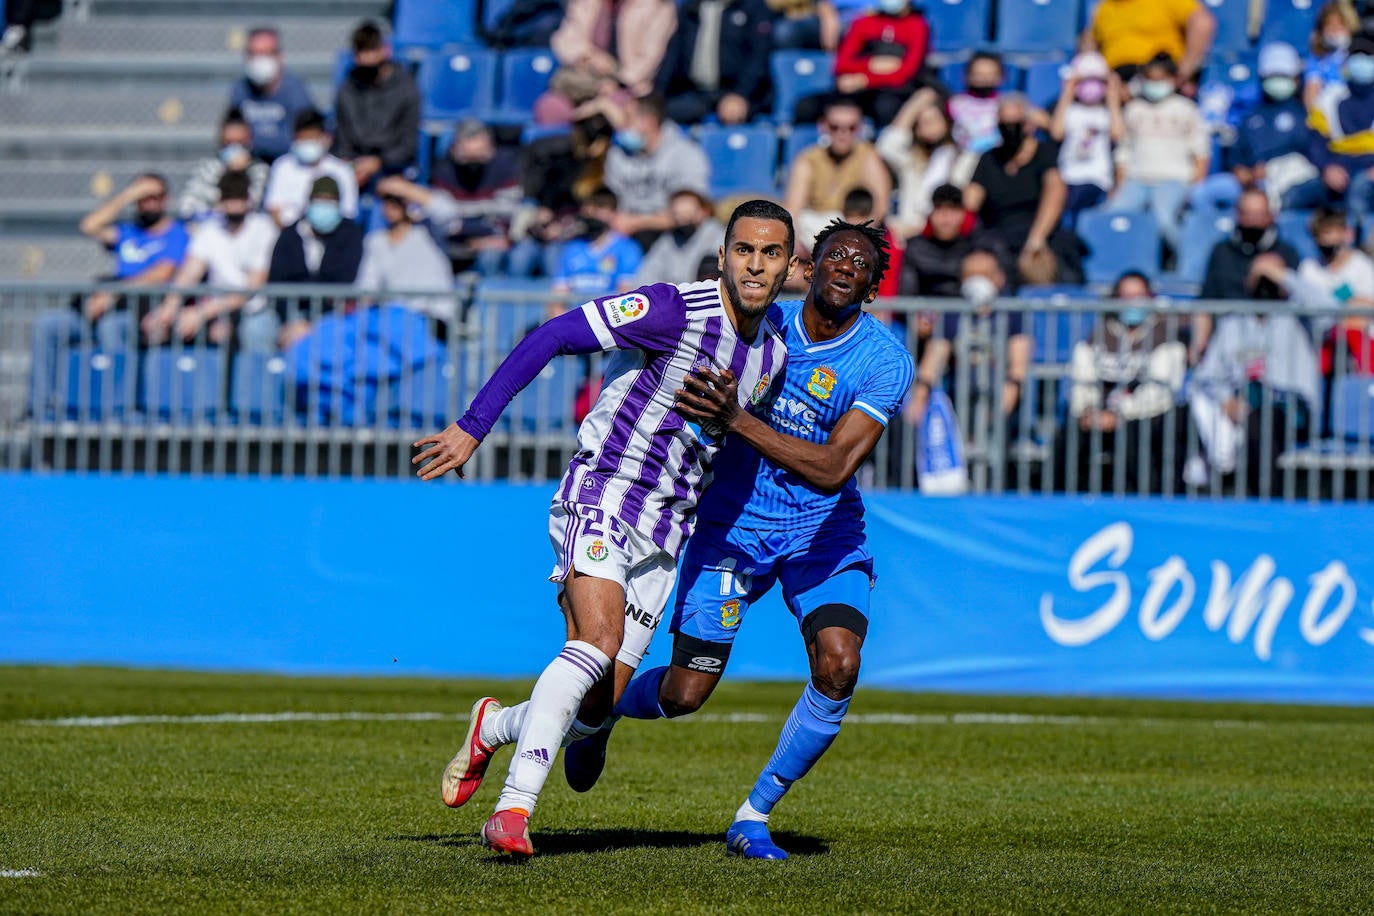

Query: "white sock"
<box><xmin>496</xmin><ymin>641</ymin><xmax>610</xmax><ymax>815</ymax></box>
<box><xmin>734</xmin><ymin>799</ymin><xmax>769</xmax><ymax>824</ymax></box>
<box><xmin>482</xmin><ymin>706</ymin><xmax>608</xmax><ymax>749</ymax></box>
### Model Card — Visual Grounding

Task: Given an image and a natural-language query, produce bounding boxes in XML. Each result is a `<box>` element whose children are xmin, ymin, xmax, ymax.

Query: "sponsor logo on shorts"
<box><xmin>603</xmin><ymin>293</ymin><xmax>650</xmax><ymax>327</ymax></box>
<box><xmin>720</xmin><ymin>599</ymin><xmax>741</xmax><ymax>629</ymax></box>
<box><xmin>519</xmin><ymin>748</ymin><xmax>552</xmax><ymax>767</ymax></box>
<box><xmin>586</xmin><ymin>539</ymin><xmax>608</xmax><ymax>561</ymax></box>
<box><xmin>807</xmin><ymin>365</ymin><xmax>837</xmax><ymax>400</ymax></box>
<box><xmin>688</xmin><ymin>655</ymin><xmax>723</xmax><ymax>674</ymax></box>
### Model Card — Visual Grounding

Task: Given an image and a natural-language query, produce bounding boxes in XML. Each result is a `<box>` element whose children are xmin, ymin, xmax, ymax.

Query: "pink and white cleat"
<box><xmin>480</xmin><ymin>808</ymin><xmax>534</xmax><ymax>858</ymax></box>
<box><xmin>441</xmin><ymin>697</ymin><xmax>501</xmax><ymax>808</ymax></box>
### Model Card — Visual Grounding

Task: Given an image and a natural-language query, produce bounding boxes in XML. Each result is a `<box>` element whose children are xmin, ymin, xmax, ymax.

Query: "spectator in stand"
<box><xmin>1304</xmin><ymin>0</ymin><xmax>1358</xmax><ymax>108</ymax></box>
<box><xmin>1107</xmin><ymin>53</ymin><xmax>1209</xmax><ymax>254</ymax></box>
<box><xmin>797</xmin><ymin>0</ymin><xmax>930</xmax><ymax>127</ymax></box>
<box><xmin>147</xmin><ymin>171</ymin><xmax>279</xmax><ymax>351</ymax></box>
<box><xmin>1191</xmin><ymin>43</ymin><xmax>1320</xmax><ymax>214</ymax></box>
<box><xmin>228</xmin><ymin>27</ymin><xmax>318</xmax><ymax>162</ymax></box>
<box><xmin>632</xmin><ymin>185</ymin><xmax>724</xmax><ymax>286</ymax></box>
<box><xmin>356</xmin><ymin>191</ymin><xmax>456</xmax><ymax>323</ymax></box>
<box><xmin>603</xmin><ymin>93</ymin><xmax>711</xmax><ymax>249</ymax></box>
<box><xmin>783</xmin><ymin>96</ymin><xmax>892</xmax><ymax>249</ymax></box>
<box><xmin>877</xmin><ymin>89</ymin><xmax>976</xmax><ymax>240</ymax></box>
<box><xmin>177</xmin><ymin>109</ymin><xmax>270</xmax><ymax>223</ymax></box>
<box><xmin>263</xmin><ymin>108</ymin><xmax>359</xmax><ymax>228</ymax></box>
<box><xmin>1059</xmin><ymin>271</ymin><xmax>1187</xmax><ymax>493</ymax></box>
<box><xmin>949</xmin><ymin>52</ymin><xmax>1007</xmax><ymax>156</ymax></box>
<box><xmin>1297</xmin><ymin>208</ymin><xmax>1374</xmax><ymax>343</ymax></box>
<box><xmin>964</xmin><ymin>94</ymin><xmax>1082</xmax><ymax>286</ymax></box>
<box><xmin>516</xmin><ymin>114</ymin><xmax>619</xmax><ymax>277</ymax></box>
<box><xmin>553</xmin><ymin>187</ymin><xmax>643</xmax><ymax>296</ymax></box>
<box><xmin>1084</xmin><ymin>0</ymin><xmax>1215</xmax><ymax>84</ymax></box>
<box><xmin>548</xmin><ymin>0</ymin><xmax>677</xmax><ymax>102</ymax></box>
<box><xmin>901</xmin><ymin>183</ymin><xmax>1004</xmax><ymax>298</ymax></box>
<box><xmin>769</xmin><ymin>0</ymin><xmax>820</xmax><ymax>50</ymax></box>
<box><xmin>268</xmin><ymin>176</ymin><xmax>365</xmax><ymax>349</ymax></box>
<box><xmin>1051</xmin><ymin>52</ymin><xmax>1122</xmax><ymax>224</ymax></box>
<box><xmin>333</xmin><ymin>21</ymin><xmax>421</xmax><ymax>189</ymax></box>
<box><xmin>427</xmin><ymin>119</ymin><xmax>526</xmax><ymax>275</ymax></box>
<box><xmin>653</xmin><ymin>0</ymin><xmax>774</xmax><ymax>125</ymax></box>
<box><xmin>1308</xmin><ymin>34</ymin><xmax>1374</xmax><ymax>224</ymax></box>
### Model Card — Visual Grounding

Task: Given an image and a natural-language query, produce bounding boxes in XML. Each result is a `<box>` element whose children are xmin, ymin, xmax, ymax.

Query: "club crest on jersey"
<box><xmin>750</xmin><ymin>373</ymin><xmax>771</xmax><ymax>407</ymax></box>
<box><xmin>807</xmin><ymin>366</ymin><xmax>837</xmax><ymax>400</ymax></box>
<box><xmin>721</xmin><ymin>599</ymin><xmax>741</xmax><ymax>629</ymax></box>
<box><xmin>603</xmin><ymin>292</ymin><xmax>650</xmax><ymax>327</ymax></box>
<box><xmin>586</xmin><ymin>539</ymin><xmax>609</xmax><ymax>561</ymax></box>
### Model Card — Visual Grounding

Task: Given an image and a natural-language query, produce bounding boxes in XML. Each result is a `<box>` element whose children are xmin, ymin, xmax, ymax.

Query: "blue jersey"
<box><xmin>556</xmin><ymin>233</ymin><xmax>643</xmax><ymax>296</ymax></box>
<box><xmin>699</xmin><ymin>300</ymin><xmax>914</xmax><ymax>530</ymax></box>
<box><xmin>111</xmin><ymin>220</ymin><xmax>190</xmax><ymax>280</ymax></box>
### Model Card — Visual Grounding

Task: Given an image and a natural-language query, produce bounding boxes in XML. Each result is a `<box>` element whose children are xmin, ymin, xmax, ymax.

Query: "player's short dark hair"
<box><xmin>1111</xmin><ymin>270</ymin><xmax>1153</xmax><ymax>298</ymax></box>
<box><xmin>967</xmin><ymin>51</ymin><xmax>1004</xmax><ymax>75</ymax></box>
<box><xmin>811</xmin><ymin>218</ymin><xmax>891</xmax><ymax>287</ymax></box>
<box><xmin>821</xmin><ymin>95</ymin><xmax>863</xmax><ymax>118</ymax></box>
<box><xmin>842</xmin><ymin>188</ymin><xmax>874</xmax><ymax>218</ymax></box>
<box><xmin>217</xmin><ymin>170</ymin><xmax>252</xmax><ymax>201</ymax></box>
<box><xmin>1309</xmin><ymin>206</ymin><xmax>1348</xmax><ymax>236</ymax></box>
<box><xmin>585</xmin><ymin>185</ymin><xmax>618</xmax><ymax>210</ymax></box>
<box><xmin>293</xmin><ymin>108</ymin><xmax>327</xmax><ymax>135</ymax></box>
<box><xmin>931</xmin><ymin>184</ymin><xmax>964</xmax><ymax>209</ymax></box>
<box><xmin>724</xmin><ymin>199</ymin><xmax>796</xmax><ymax>258</ymax></box>
<box><xmin>635</xmin><ymin>93</ymin><xmax>668</xmax><ymax>125</ymax></box>
<box><xmin>352</xmin><ymin>20</ymin><xmax>385</xmax><ymax>53</ymax></box>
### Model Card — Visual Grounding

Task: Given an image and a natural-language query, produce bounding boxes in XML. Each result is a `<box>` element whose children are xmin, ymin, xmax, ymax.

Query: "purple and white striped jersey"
<box><xmin>559</xmin><ymin>280</ymin><xmax>787</xmax><ymax>557</ymax></box>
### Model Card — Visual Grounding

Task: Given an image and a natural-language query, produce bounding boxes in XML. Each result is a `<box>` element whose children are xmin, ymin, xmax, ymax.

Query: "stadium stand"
<box><xmin>924</xmin><ymin>0</ymin><xmax>992</xmax><ymax>52</ymax></box>
<box><xmin>994</xmin><ymin>0</ymin><xmax>1079</xmax><ymax>54</ymax></box>
<box><xmin>769</xmin><ymin>51</ymin><xmax>834</xmax><ymax>123</ymax></box>
<box><xmin>393</xmin><ymin>0</ymin><xmax>479</xmax><ymax>49</ymax></box>
<box><xmin>697</xmin><ymin>124</ymin><xmax>779</xmax><ymax>197</ymax></box>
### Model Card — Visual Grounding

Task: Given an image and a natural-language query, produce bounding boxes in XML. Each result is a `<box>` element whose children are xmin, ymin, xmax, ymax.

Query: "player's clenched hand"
<box><xmin>675</xmin><ymin>367</ymin><xmax>740</xmax><ymax>428</ymax></box>
<box><xmin>412</xmin><ymin>423</ymin><xmax>479</xmax><ymax>480</ymax></box>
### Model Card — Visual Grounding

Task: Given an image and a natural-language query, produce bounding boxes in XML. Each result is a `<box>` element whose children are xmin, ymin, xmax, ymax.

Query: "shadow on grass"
<box><xmin>391</xmin><ymin>828</ymin><xmax>828</xmax><ymax>858</ymax></box>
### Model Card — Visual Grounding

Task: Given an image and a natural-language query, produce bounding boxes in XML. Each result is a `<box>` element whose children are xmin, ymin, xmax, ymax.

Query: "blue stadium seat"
<box><xmin>1174</xmin><ymin>210</ymin><xmax>1233</xmax><ymax>286</ymax></box>
<box><xmin>498</xmin><ymin>49</ymin><xmax>557</xmax><ymax>119</ymax></box>
<box><xmin>1017</xmin><ymin>286</ymin><xmax>1098</xmax><ymax>363</ymax></box>
<box><xmin>698</xmin><ymin>125</ymin><xmax>779</xmax><ymax>197</ymax></box>
<box><xmin>393</xmin><ymin>358</ymin><xmax>461</xmax><ymax>430</ymax></box>
<box><xmin>925</xmin><ymin>0</ymin><xmax>993</xmax><ymax>51</ymax></box>
<box><xmin>995</xmin><ymin>0</ymin><xmax>1080</xmax><ymax>52</ymax></box>
<box><xmin>416</xmin><ymin>128</ymin><xmax>454</xmax><ymax>186</ymax></box>
<box><xmin>470</xmin><ymin>279</ymin><xmax>557</xmax><ymax>367</ymax></box>
<box><xmin>770</xmin><ymin>51</ymin><xmax>834</xmax><ymax>123</ymax></box>
<box><xmin>1259</xmin><ymin>0</ymin><xmax>1317</xmax><ymax>48</ymax></box>
<box><xmin>1276</xmin><ymin>210</ymin><xmax>1319</xmax><ymax>263</ymax></box>
<box><xmin>46</xmin><ymin>349</ymin><xmax>131</xmax><ymax>423</ymax></box>
<box><xmin>141</xmin><ymin>349</ymin><xmax>224</xmax><ymax>424</ymax></box>
<box><xmin>418</xmin><ymin>48</ymin><xmax>499</xmax><ymax>121</ymax></box>
<box><xmin>1078</xmin><ymin>211</ymin><xmax>1162</xmax><ymax>286</ymax></box>
<box><xmin>1201</xmin><ymin>0</ymin><xmax>1252</xmax><ymax>54</ymax></box>
<box><xmin>1022</xmin><ymin>59</ymin><xmax>1071</xmax><ymax>108</ymax></box>
<box><xmin>230</xmin><ymin>352</ymin><xmax>287</xmax><ymax>425</ymax></box>
<box><xmin>394</xmin><ymin>0</ymin><xmax>479</xmax><ymax>48</ymax></box>
<box><xmin>1332</xmin><ymin>375</ymin><xmax>1374</xmax><ymax>442</ymax></box>
<box><xmin>483</xmin><ymin>0</ymin><xmax>515</xmax><ymax>32</ymax></box>
<box><xmin>781</xmin><ymin>124</ymin><xmax>820</xmax><ymax>176</ymax></box>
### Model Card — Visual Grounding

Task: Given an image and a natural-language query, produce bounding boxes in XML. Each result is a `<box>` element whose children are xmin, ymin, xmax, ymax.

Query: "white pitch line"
<box><xmin>0</xmin><ymin>869</ymin><xmax>41</xmax><ymax>878</ymax></box>
<box><xmin>17</xmin><ymin>712</ymin><xmax>458</xmax><ymax>728</ymax></box>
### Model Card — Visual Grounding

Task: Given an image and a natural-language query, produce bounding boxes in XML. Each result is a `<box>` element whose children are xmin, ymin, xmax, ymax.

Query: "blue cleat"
<box><xmin>725</xmin><ymin>820</ymin><xmax>789</xmax><ymax>860</ymax></box>
<box><xmin>563</xmin><ymin>724</ymin><xmax>613</xmax><ymax>793</ymax></box>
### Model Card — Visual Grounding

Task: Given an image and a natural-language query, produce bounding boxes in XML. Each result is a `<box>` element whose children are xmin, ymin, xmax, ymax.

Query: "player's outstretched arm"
<box><xmin>412</xmin><ymin>423</ymin><xmax>479</xmax><ymax>480</ymax></box>
<box><xmin>675</xmin><ymin>367</ymin><xmax>884</xmax><ymax>494</ymax></box>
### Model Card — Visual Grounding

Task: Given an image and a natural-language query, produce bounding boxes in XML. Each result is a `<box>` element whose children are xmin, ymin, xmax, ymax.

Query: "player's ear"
<box><xmin>717</xmin><ymin>244</ymin><xmax>725</xmax><ymax>272</ymax></box>
<box><xmin>787</xmin><ymin>255</ymin><xmax>799</xmax><ymax>280</ymax></box>
<box><xmin>802</xmin><ymin>258</ymin><xmax>813</xmax><ymax>282</ymax></box>
<box><xmin>864</xmin><ymin>284</ymin><xmax>880</xmax><ymax>304</ymax></box>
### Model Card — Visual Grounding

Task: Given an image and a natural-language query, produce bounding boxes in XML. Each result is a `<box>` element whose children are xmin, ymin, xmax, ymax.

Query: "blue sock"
<box><xmin>613</xmin><ymin>666</ymin><xmax>669</xmax><ymax>720</ymax></box>
<box><xmin>746</xmin><ymin>683</ymin><xmax>849</xmax><ymax>816</ymax></box>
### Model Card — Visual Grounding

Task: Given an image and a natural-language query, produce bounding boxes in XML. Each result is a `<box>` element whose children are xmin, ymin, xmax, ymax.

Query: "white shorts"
<box><xmin>548</xmin><ymin>500</ymin><xmax>679</xmax><ymax>669</ymax></box>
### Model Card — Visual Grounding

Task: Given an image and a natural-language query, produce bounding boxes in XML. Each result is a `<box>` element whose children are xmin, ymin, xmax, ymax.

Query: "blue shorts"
<box><xmin>671</xmin><ymin>519</ymin><xmax>874</xmax><ymax>648</ymax></box>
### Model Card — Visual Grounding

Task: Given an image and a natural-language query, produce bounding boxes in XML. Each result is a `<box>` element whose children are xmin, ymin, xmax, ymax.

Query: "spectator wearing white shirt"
<box><xmin>264</xmin><ymin>108</ymin><xmax>359</xmax><ymax>228</ymax></box>
<box><xmin>146</xmin><ymin>171</ymin><xmax>280</xmax><ymax>352</ymax></box>
<box><xmin>1051</xmin><ymin>52</ymin><xmax>1123</xmax><ymax>225</ymax></box>
<box><xmin>356</xmin><ymin>192</ymin><xmax>456</xmax><ymax>323</ymax></box>
<box><xmin>876</xmin><ymin>88</ymin><xmax>976</xmax><ymax>240</ymax></box>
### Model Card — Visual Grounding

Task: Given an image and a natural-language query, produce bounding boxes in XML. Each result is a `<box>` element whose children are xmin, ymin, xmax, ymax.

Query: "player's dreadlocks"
<box><xmin>810</xmin><ymin>218</ymin><xmax>891</xmax><ymax>288</ymax></box>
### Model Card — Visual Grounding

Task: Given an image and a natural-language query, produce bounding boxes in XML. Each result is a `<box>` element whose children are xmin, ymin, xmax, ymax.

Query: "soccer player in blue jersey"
<box><xmin>564</xmin><ymin>218</ymin><xmax>914</xmax><ymax>860</ymax></box>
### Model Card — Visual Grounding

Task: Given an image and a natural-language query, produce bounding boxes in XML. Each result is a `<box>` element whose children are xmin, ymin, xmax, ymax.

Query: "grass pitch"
<box><xmin>2</xmin><ymin>666</ymin><xmax>1372</xmax><ymax>915</ymax></box>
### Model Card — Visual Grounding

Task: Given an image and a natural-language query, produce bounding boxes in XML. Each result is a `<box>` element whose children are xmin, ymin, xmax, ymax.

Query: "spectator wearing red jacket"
<box><xmin>796</xmin><ymin>0</ymin><xmax>931</xmax><ymax>127</ymax></box>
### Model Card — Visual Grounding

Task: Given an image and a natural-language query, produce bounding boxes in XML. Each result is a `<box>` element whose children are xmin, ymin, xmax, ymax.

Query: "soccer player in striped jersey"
<box><xmin>413</xmin><ymin>200</ymin><xmax>795</xmax><ymax>858</ymax></box>
<box><xmin>563</xmin><ymin>219</ymin><xmax>914</xmax><ymax>860</ymax></box>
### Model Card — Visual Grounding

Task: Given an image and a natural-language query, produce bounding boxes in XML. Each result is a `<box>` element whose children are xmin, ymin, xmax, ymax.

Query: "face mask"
<box><xmin>670</xmin><ymin>223</ymin><xmax>697</xmax><ymax>246</ymax></box>
<box><xmin>350</xmin><ymin>63</ymin><xmax>380</xmax><ymax>84</ymax></box>
<box><xmin>961</xmin><ymin>274</ymin><xmax>999</xmax><ymax>308</ymax></box>
<box><xmin>1347</xmin><ymin>54</ymin><xmax>1374</xmax><ymax>85</ymax></box>
<box><xmin>306</xmin><ymin>201</ymin><xmax>342</xmax><ymax>235</ymax></box>
<box><xmin>1140</xmin><ymin>79</ymin><xmax>1174</xmax><ymax>102</ymax></box>
<box><xmin>453</xmin><ymin>161</ymin><xmax>486</xmax><ymax>190</ymax></box>
<box><xmin>135</xmin><ymin>209</ymin><xmax>164</xmax><ymax>229</ymax></box>
<box><xmin>292</xmin><ymin>139</ymin><xmax>326</xmax><ymax>165</ymax></box>
<box><xmin>1326</xmin><ymin>32</ymin><xmax>1351</xmax><ymax>52</ymax></box>
<box><xmin>1075</xmin><ymin>80</ymin><xmax>1106</xmax><ymax>105</ymax></box>
<box><xmin>219</xmin><ymin>143</ymin><xmax>249</xmax><ymax>166</ymax></box>
<box><xmin>1261</xmin><ymin>76</ymin><xmax>1298</xmax><ymax>102</ymax></box>
<box><xmin>223</xmin><ymin>211</ymin><xmax>248</xmax><ymax>229</ymax></box>
<box><xmin>1236</xmin><ymin>225</ymin><xmax>1267</xmax><ymax>247</ymax></box>
<box><xmin>1118</xmin><ymin>307</ymin><xmax>1147</xmax><ymax>327</ymax></box>
<box><xmin>1318</xmin><ymin>241</ymin><xmax>1342</xmax><ymax>262</ymax></box>
<box><xmin>614</xmin><ymin>129</ymin><xmax>647</xmax><ymax>155</ymax></box>
<box><xmin>966</xmin><ymin>84</ymin><xmax>998</xmax><ymax>99</ymax></box>
<box><xmin>579</xmin><ymin>217</ymin><xmax>608</xmax><ymax>239</ymax></box>
<box><xmin>995</xmin><ymin>122</ymin><xmax>1023</xmax><ymax>159</ymax></box>
<box><xmin>245</xmin><ymin>55</ymin><xmax>280</xmax><ymax>87</ymax></box>
<box><xmin>877</xmin><ymin>0</ymin><xmax>907</xmax><ymax>14</ymax></box>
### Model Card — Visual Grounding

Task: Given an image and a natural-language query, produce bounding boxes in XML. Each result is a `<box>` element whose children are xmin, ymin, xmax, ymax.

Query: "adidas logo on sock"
<box><xmin>519</xmin><ymin>748</ymin><xmax>552</xmax><ymax>767</ymax></box>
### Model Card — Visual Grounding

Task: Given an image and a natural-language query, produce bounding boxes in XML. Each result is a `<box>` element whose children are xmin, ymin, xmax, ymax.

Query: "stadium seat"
<box><xmin>418</xmin><ymin>48</ymin><xmax>499</xmax><ymax>122</ymax></box>
<box><xmin>1259</xmin><ymin>0</ymin><xmax>1318</xmax><ymax>48</ymax></box>
<box><xmin>394</xmin><ymin>0</ymin><xmax>479</xmax><ymax>48</ymax></box>
<box><xmin>483</xmin><ymin>0</ymin><xmax>515</xmax><ymax>33</ymax></box>
<box><xmin>416</xmin><ymin>127</ymin><xmax>454</xmax><ymax>186</ymax></box>
<box><xmin>230</xmin><ymin>352</ymin><xmax>287</xmax><ymax>426</ymax></box>
<box><xmin>1022</xmin><ymin>59</ymin><xmax>1071</xmax><ymax>108</ymax></box>
<box><xmin>1078</xmin><ymin>211</ymin><xmax>1162</xmax><ymax>286</ymax></box>
<box><xmin>995</xmin><ymin>0</ymin><xmax>1080</xmax><ymax>52</ymax></box>
<box><xmin>1276</xmin><ymin>210</ymin><xmax>1320</xmax><ymax>263</ymax></box>
<box><xmin>781</xmin><ymin>123</ymin><xmax>820</xmax><ymax>175</ymax></box>
<box><xmin>497</xmin><ymin>49</ymin><xmax>557</xmax><ymax>119</ymax></box>
<box><xmin>393</xmin><ymin>358</ymin><xmax>461</xmax><ymax>430</ymax></box>
<box><xmin>698</xmin><ymin>125</ymin><xmax>779</xmax><ymax>197</ymax></box>
<box><xmin>770</xmin><ymin>51</ymin><xmax>834</xmax><ymax>123</ymax></box>
<box><xmin>1332</xmin><ymin>375</ymin><xmax>1374</xmax><ymax>442</ymax></box>
<box><xmin>924</xmin><ymin>0</ymin><xmax>993</xmax><ymax>52</ymax></box>
<box><xmin>141</xmin><ymin>348</ymin><xmax>224</xmax><ymax>425</ymax></box>
<box><xmin>510</xmin><ymin>358</ymin><xmax>580</xmax><ymax>433</ymax></box>
<box><xmin>1173</xmin><ymin>211</ymin><xmax>1233</xmax><ymax>286</ymax></box>
<box><xmin>1201</xmin><ymin>0</ymin><xmax>1252</xmax><ymax>54</ymax></box>
<box><xmin>49</xmin><ymin>348</ymin><xmax>130</xmax><ymax>423</ymax></box>
<box><xmin>1017</xmin><ymin>286</ymin><xmax>1097</xmax><ymax>363</ymax></box>
<box><xmin>470</xmin><ymin>278</ymin><xmax>558</xmax><ymax>366</ymax></box>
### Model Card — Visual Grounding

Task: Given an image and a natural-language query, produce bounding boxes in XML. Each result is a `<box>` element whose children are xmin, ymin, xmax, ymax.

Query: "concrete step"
<box><xmin>57</xmin><ymin>16</ymin><xmax>361</xmax><ymax>55</ymax></box>
<box><xmin>0</xmin><ymin>126</ymin><xmax>218</xmax><ymax>161</ymax></box>
<box><xmin>0</xmin><ymin>235</ymin><xmax>112</xmax><ymax>281</ymax></box>
<box><xmin>91</xmin><ymin>0</ymin><xmax>387</xmax><ymax>17</ymax></box>
<box><xmin>0</xmin><ymin>200</ymin><xmax>100</xmax><ymax>235</ymax></box>
<box><xmin>0</xmin><ymin>87</ymin><xmax>235</xmax><ymax>130</ymax></box>
<box><xmin>22</xmin><ymin>51</ymin><xmax>338</xmax><ymax>90</ymax></box>
<box><xmin>0</xmin><ymin>163</ymin><xmax>198</xmax><ymax>202</ymax></box>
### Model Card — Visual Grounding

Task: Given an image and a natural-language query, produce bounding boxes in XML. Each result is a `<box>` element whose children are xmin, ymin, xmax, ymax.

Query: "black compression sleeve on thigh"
<box><xmin>671</xmin><ymin>633</ymin><xmax>733</xmax><ymax>677</ymax></box>
<box><xmin>800</xmin><ymin>603</ymin><xmax>869</xmax><ymax>644</ymax></box>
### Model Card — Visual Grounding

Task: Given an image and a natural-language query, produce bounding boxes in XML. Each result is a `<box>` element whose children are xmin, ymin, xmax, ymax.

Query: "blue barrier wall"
<box><xmin>3</xmin><ymin>475</ymin><xmax>1372</xmax><ymax>704</ymax></box>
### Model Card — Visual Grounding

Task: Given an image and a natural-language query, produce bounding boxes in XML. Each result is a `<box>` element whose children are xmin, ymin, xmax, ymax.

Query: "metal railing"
<box><xmin>2</xmin><ymin>280</ymin><xmax>1372</xmax><ymax>501</ymax></box>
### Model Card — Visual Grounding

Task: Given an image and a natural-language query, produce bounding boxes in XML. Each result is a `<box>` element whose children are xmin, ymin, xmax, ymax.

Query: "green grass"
<box><xmin>2</xmin><ymin>666</ymin><xmax>1372</xmax><ymax>914</ymax></box>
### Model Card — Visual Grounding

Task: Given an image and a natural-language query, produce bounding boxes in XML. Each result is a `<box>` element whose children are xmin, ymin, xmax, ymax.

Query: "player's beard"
<box><xmin>722</xmin><ymin>270</ymin><xmax>784</xmax><ymax>321</ymax></box>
